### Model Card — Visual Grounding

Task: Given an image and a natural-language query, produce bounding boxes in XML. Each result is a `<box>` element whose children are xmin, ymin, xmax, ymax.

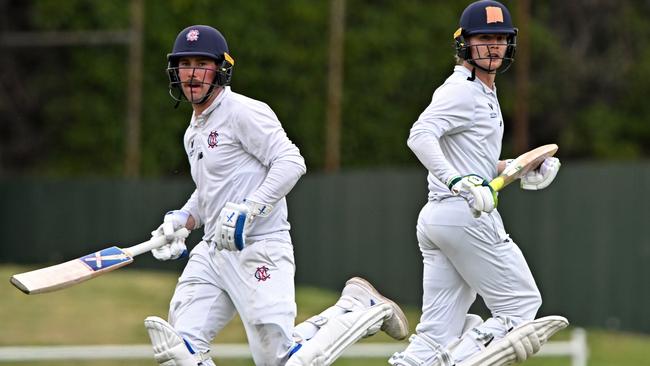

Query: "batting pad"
<box><xmin>144</xmin><ymin>316</ymin><xmax>207</xmax><ymax>366</ymax></box>
<box><xmin>285</xmin><ymin>303</ymin><xmax>391</xmax><ymax>366</ymax></box>
<box><xmin>457</xmin><ymin>315</ymin><xmax>569</xmax><ymax>366</ymax></box>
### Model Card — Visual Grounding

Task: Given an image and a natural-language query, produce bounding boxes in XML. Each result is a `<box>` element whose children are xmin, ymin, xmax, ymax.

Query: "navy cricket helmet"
<box><xmin>167</xmin><ymin>25</ymin><xmax>235</xmax><ymax>104</ymax></box>
<box><xmin>454</xmin><ymin>0</ymin><xmax>517</xmax><ymax>73</ymax></box>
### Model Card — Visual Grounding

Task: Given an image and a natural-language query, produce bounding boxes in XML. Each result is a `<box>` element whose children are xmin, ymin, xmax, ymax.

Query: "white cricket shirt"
<box><xmin>408</xmin><ymin>65</ymin><xmax>504</xmax><ymax>200</ymax></box>
<box><xmin>180</xmin><ymin>87</ymin><xmax>306</xmax><ymax>244</ymax></box>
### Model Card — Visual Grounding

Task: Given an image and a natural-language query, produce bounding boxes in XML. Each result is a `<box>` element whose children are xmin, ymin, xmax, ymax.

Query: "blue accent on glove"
<box><xmin>183</xmin><ymin>338</ymin><xmax>196</xmax><ymax>355</ymax></box>
<box><xmin>234</xmin><ymin>213</ymin><xmax>247</xmax><ymax>250</ymax></box>
<box><xmin>288</xmin><ymin>343</ymin><xmax>303</xmax><ymax>357</ymax></box>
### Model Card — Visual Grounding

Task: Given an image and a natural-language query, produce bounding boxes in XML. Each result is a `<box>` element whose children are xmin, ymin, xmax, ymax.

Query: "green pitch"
<box><xmin>1</xmin><ymin>265</ymin><xmax>648</xmax><ymax>365</ymax></box>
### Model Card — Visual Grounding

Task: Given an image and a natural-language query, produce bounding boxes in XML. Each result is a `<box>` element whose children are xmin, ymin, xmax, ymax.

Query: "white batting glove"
<box><xmin>214</xmin><ymin>200</ymin><xmax>273</xmax><ymax>251</ymax></box>
<box><xmin>448</xmin><ymin>174</ymin><xmax>498</xmax><ymax>218</ymax></box>
<box><xmin>520</xmin><ymin>157</ymin><xmax>561</xmax><ymax>190</ymax></box>
<box><xmin>151</xmin><ymin>210</ymin><xmax>190</xmax><ymax>261</ymax></box>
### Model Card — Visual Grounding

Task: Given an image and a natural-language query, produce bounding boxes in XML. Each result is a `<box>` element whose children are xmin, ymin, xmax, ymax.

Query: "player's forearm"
<box><xmin>248</xmin><ymin>158</ymin><xmax>306</xmax><ymax>205</ymax></box>
<box><xmin>185</xmin><ymin>215</ymin><xmax>196</xmax><ymax>230</ymax></box>
<box><xmin>180</xmin><ymin>190</ymin><xmax>203</xmax><ymax>229</ymax></box>
<box><xmin>497</xmin><ymin>160</ymin><xmax>507</xmax><ymax>174</ymax></box>
<box><xmin>407</xmin><ymin>132</ymin><xmax>460</xmax><ymax>185</ymax></box>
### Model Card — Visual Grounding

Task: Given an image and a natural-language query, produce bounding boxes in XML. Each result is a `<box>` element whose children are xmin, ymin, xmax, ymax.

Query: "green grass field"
<box><xmin>1</xmin><ymin>265</ymin><xmax>648</xmax><ymax>365</ymax></box>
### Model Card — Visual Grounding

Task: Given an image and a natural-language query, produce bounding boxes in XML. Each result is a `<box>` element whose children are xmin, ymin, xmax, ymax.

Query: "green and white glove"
<box><xmin>447</xmin><ymin>174</ymin><xmax>498</xmax><ymax>218</ymax></box>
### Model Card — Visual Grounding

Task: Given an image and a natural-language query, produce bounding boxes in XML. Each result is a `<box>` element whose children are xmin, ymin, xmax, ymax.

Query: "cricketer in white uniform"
<box><xmin>143</xmin><ymin>25</ymin><xmax>409</xmax><ymax>366</ymax></box>
<box><xmin>389</xmin><ymin>2</ymin><xmax>568</xmax><ymax>366</ymax></box>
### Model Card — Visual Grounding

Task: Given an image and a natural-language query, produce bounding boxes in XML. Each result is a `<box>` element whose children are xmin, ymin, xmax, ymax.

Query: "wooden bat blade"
<box><xmin>9</xmin><ymin>229</ymin><xmax>188</xmax><ymax>295</ymax></box>
<box><xmin>10</xmin><ymin>246</ymin><xmax>134</xmax><ymax>294</ymax></box>
<box><xmin>10</xmin><ymin>228</ymin><xmax>190</xmax><ymax>295</ymax></box>
<box><xmin>489</xmin><ymin>144</ymin><xmax>558</xmax><ymax>192</ymax></box>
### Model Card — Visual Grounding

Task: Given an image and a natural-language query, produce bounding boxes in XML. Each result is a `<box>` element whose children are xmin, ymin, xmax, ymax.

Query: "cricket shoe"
<box><xmin>341</xmin><ymin>277</ymin><xmax>409</xmax><ymax>340</ymax></box>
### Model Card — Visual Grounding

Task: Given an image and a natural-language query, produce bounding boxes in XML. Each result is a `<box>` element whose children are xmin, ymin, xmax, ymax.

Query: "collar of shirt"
<box><xmin>191</xmin><ymin>86</ymin><xmax>231</xmax><ymax>127</ymax></box>
<box><xmin>454</xmin><ymin>65</ymin><xmax>497</xmax><ymax>96</ymax></box>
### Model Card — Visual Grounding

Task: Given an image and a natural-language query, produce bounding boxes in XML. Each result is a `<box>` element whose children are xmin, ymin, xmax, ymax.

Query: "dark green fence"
<box><xmin>1</xmin><ymin>163</ymin><xmax>648</xmax><ymax>333</ymax></box>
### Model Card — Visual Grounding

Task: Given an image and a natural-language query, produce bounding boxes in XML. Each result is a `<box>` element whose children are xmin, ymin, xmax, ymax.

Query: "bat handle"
<box><xmin>488</xmin><ymin>177</ymin><xmax>505</xmax><ymax>192</ymax></box>
<box><xmin>124</xmin><ymin>228</ymin><xmax>190</xmax><ymax>257</ymax></box>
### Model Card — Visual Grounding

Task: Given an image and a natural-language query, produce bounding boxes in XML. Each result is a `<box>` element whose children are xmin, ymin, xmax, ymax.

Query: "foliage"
<box><xmin>2</xmin><ymin>0</ymin><xmax>650</xmax><ymax>176</ymax></box>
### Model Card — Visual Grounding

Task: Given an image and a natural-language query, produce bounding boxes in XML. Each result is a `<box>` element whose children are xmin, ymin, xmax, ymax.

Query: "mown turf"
<box><xmin>2</xmin><ymin>265</ymin><xmax>648</xmax><ymax>365</ymax></box>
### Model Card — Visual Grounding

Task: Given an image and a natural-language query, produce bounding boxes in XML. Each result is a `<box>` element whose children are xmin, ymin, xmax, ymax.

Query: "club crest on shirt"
<box><xmin>255</xmin><ymin>266</ymin><xmax>271</xmax><ymax>281</ymax></box>
<box><xmin>207</xmin><ymin>131</ymin><xmax>219</xmax><ymax>148</ymax></box>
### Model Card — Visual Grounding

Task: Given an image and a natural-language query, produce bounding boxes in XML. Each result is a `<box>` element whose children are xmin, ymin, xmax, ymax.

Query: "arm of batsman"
<box><xmin>214</xmin><ymin>199</ymin><xmax>273</xmax><ymax>251</ymax></box>
<box><xmin>520</xmin><ymin>157</ymin><xmax>561</xmax><ymax>190</ymax></box>
<box><xmin>151</xmin><ymin>210</ymin><xmax>192</xmax><ymax>261</ymax></box>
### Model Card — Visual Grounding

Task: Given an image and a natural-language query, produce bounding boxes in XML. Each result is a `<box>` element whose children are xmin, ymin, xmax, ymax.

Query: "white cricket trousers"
<box><xmin>406</xmin><ymin>198</ymin><xmax>542</xmax><ymax>358</ymax></box>
<box><xmin>168</xmin><ymin>239</ymin><xmax>297</xmax><ymax>366</ymax></box>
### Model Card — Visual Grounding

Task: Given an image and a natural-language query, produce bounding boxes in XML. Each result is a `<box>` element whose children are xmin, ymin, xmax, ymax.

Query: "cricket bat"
<box><xmin>10</xmin><ymin>228</ymin><xmax>189</xmax><ymax>295</ymax></box>
<box><xmin>489</xmin><ymin>144</ymin><xmax>559</xmax><ymax>192</ymax></box>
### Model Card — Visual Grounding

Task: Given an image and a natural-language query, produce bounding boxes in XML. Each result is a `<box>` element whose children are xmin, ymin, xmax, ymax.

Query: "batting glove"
<box><xmin>151</xmin><ymin>210</ymin><xmax>190</xmax><ymax>261</ymax></box>
<box><xmin>214</xmin><ymin>200</ymin><xmax>273</xmax><ymax>251</ymax></box>
<box><xmin>448</xmin><ymin>174</ymin><xmax>498</xmax><ymax>218</ymax></box>
<box><xmin>520</xmin><ymin>157</ymin><xmax>561</xmax><ymax>190</ymax></box>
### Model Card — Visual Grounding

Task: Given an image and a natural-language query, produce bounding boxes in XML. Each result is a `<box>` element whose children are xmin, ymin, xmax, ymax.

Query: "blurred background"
<box><xmin>0</xmin><ymin>0</ymin><xmax>649</xmax><ymax>363</ymax></box>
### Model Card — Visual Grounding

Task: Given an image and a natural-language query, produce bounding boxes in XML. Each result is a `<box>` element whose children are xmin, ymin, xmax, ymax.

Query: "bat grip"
<box><xmin>488</xmin><ymin>177</ymin><xmax>505</xmax><ymax>192</ymax></box>
<box><xmin>124</xmin><ymin>228</ymin><xmax>190</xmax><ymax>257</ymax></box>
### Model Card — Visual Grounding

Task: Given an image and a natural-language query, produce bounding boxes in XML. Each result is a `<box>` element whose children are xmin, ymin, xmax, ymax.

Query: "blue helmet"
<box><xmin>167</xmin><ymin>25</ymin><xmax>235</xmax><ymax>104</ymax></box>
<box><xmin>454</xmin><ymin>0</ymin><xmax>517</xmax><ymax>73</ymax></box>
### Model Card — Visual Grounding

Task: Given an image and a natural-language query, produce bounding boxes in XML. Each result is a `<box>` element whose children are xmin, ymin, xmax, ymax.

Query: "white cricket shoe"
<box><xmin>342</xmin><ymin>277</ymin><xmax>409</xmax><ymax>340</ymax></box>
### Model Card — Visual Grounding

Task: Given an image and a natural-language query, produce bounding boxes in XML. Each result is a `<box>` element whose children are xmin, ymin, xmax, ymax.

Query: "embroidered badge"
<box><xmin>186</xmin><ymin>29</ymin><xmax>200</xmax><ymax>42</ymax></box>
<box><xmin>207</xmin><ymin>131</ymin><xmax>219</xmax><ymax>148</ymax></box>
<box><xmin>255</xmin><ymin>266</ymin><xmax>271</xmax><ymax>281</ymax></box>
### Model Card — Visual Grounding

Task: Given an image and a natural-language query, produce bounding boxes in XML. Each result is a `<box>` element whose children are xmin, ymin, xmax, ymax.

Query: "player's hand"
<box><xmin>520</xmin><ymin>157</ymin><xmax>560</xmax><ymax>190</ymax></box>
<box><xmin>448</xmin><ymin>174</ymin><xmax>498</xmax><ymax>217</ymax></box>
<box><xmin>214</xmin><ymin>200</ymin><xmax>273</xmax><ymax>251</ymax></box>
<box><xmin>151</xmin><ymin>210</ymin><xmax>190</xmax><ymax>261</ymax></box>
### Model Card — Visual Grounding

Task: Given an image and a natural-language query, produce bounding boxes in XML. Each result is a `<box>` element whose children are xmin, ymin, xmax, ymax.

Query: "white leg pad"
<box><xmin>144</xmin><ymin>316</ymin><xmax>210</xmax><ymax>366</ymax></box>
<box><xmin>456</xmin><ymin>315</ymin><xmax>569</xmax><ymax>366</ymax></box>
<box><xmin>286</xmin><ymin>303</ymin><xmax>391</xmax><ymax>366</ymax></box>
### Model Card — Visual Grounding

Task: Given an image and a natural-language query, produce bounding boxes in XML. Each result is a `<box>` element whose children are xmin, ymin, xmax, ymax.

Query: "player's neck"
<box><xmin>463</xmin><ymin>63</ymin><xmax>496</xmax><ymax>90</ymax></box>
<box><xmin>192</xmin><ymin>87</ymin><xmax>223</xmax><ymax>116</ymax></box>
<box><xmin>478</xmin><ymin>72</ymin><xmax>496</xmax><ymax>90</ymax></box>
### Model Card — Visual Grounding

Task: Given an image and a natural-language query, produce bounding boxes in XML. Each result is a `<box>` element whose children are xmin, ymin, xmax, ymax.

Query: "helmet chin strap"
<box><xmin>467</xmin><ymin>67</ymin><xmax>477</xmax><ymax>81</ymax></box>
<box><xmin>465</xmin><ymin>61</ymin><xmax>497</xmax><ymax>82</ymax></box>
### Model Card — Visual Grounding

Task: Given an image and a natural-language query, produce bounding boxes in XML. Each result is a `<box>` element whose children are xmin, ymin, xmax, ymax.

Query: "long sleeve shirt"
<box><xmin>181</xmin><ymin>87</ymin><xmax>306</xmax><ymax>244</ymax></box>
<box><xmin>408</xmin><ymin>66</ymin><xmax>504</xmax><ymax>200</ymax></box>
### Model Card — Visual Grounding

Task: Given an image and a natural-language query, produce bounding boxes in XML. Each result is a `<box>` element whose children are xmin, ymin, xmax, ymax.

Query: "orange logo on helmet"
<box><xmin>485</xmin><ymin>6</ymin><xmax>504</xmax><ymax>24</ymax></box>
